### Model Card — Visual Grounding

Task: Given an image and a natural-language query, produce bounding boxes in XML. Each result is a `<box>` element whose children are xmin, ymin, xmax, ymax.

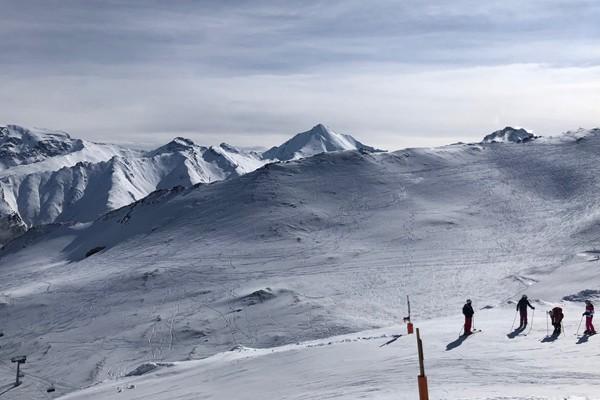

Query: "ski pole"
<box><xmin>576</xmin><ymin>315</ymin><xmax>584</xmax><ymax>336</ymax></box>
<box><xmin>562</xmin><ymin>322</ymin><xmax>565</xmax><ymax>336</ymax></box>
<box><xmin>527</xmin><ymin>308</ymin><xmax>535</xmax><ymax>335</ymax></box>
<box><xmin>511</xmin><ymin>310</ymin><xmax>518</xmax><ymax>331</ymax></box>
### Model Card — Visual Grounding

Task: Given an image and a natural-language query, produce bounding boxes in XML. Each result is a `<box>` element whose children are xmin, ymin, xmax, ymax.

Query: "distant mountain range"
<box><xmin>0</xmin><ymin>123</ymin><xmax>378</xmax><ymax>243</ymax></box>
<box><xmin>3</xmin><ymin>123</ymin><xmax>598</xmax><ymax>245</ymax></box>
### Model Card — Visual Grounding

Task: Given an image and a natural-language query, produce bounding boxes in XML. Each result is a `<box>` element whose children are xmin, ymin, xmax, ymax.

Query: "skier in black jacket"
<box><xmin>463</xmin><ymin>299</ymin><xmax>474</xmax><ymax>335</ymax></box>
<box><xmin>516</xmin><ymin>295</ymin><xmax>535</xmax><ymax>329</ymax></box>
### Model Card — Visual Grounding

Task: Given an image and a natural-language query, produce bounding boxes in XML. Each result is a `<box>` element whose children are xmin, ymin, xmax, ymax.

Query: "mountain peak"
<box><xmin>150</xmin><ymin>137</ymin><xmax>197</xmax><ymax>156</ymax></box>
<box><xmin>219</xmin><ymin>142</ymin><xmax>241</xmax><ymax>154</ymax></box>
<box><xmin>310</xmin><ymin>123</ymin><xmax>331</xmax><ymax>134</ymax></box>
<box><xmin>262</xmin><ymin>124</ymin><xmax>376</xmax><ymax>161</ymax></box>
<box><xmin>0</xmin><ymin>124</ymin><xmax>83</xmax><ymax>169</ymax></box>
<box><xmin>482</xmin><ymin>127</ymin><xmax>534</xmax><ymax>144</ymax></box>
<box><xmin>1</xmin><ymin>124</ymin><xmax>72</xmax><ymax>140</ymax></box>
<box><xmin>170</xmin><ymin>137</ymin><xmax>196</xmax><ymax>148</ymax></box>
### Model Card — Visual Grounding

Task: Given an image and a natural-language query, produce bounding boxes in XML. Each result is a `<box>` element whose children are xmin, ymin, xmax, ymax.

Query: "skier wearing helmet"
<box><xmin>516</xmin><ymin>295</ymin><xmax>535</xmax><ymax>329</ymax></box>
<box><xmin>463</xmin><ymin>299</ymin><xmax>474</xmax><ymax>335</ymax></box>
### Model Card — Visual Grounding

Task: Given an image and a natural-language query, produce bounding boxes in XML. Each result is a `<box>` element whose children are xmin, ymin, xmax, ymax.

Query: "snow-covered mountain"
<box><xmin>0</xmin><ymin>125</ymin><xmax>84</xmax><ymax>169</ymax></box>
<box><xmin>263</xmin><ymin>123</ymin><xmax>377</xmax><ymax>160</ymax></box>
<box><xmin>0</xmin><ymin>124</ymin><xmax>374</xmax><ymax>244</ymax></box>
<box><xmin>0</xmin><ymin>125</ymin><xmax>132</xmax><ymax>178</ymax></box>
<box><xmin>0</xmin><ymin>125</ymin><xmax>135</xmax><ymax>243</ymax></box>
<box><xmin>2</xmin><ymin>126</ymin><xmax>600</xmax><ymax>399</ymax></box>
<box><xmin>0</xmin><ymin>138</ymin><xmax>262</xmax><ymax>230</ymax></box>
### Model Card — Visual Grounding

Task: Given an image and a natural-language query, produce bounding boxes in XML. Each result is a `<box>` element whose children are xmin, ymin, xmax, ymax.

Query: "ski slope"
<box><xmin>58</xmin><ymin>304</ymin><xmax>600</xmax><ymax>400</ymax></box>
<box><xmin>1</xmin><ymin>127</ymin><xmax>600</xmax><ymax>399</ymax></box>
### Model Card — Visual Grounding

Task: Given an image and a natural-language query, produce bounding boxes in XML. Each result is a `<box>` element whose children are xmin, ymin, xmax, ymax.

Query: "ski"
<box><xmin>576</xmin><ymin>333</ymin><xmax>596</xmax><ymax>338</ymax></box>
<box><xmin>462</xmin><ymin>329</ymin><xmax>482</xmax><ymax>337</ymax></box>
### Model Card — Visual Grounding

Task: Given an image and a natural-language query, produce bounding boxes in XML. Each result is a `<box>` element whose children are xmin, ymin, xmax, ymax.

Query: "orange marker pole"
<box><xmin>416</xmin><ymin>328</ymin><xmax>429</xmax><ymax>400</ymax></box>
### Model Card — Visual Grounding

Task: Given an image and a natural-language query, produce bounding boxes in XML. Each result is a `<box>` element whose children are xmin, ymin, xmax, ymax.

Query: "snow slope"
<box><xmin>2</xmin><ymin>128</ymin><xmax>600</xmax><ymax>399</ymax></box>
<box><xmin>58</xmin><ymin>304</ymin><xmax>600</xmax><ymax>400</ymax></box>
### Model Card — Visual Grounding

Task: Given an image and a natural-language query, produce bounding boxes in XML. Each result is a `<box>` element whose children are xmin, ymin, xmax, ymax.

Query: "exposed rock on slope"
<box><xmin>0</xmin><ymin>198</ymin><xmax>27</xmax><ymax>243</ymax></box>
<box><xmin>482</xmin><ymin>126</ymin><xmax>535</xmax><ymax>143</ymax></box>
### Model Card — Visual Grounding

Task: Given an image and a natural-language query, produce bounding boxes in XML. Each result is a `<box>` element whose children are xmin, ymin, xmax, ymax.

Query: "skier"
<box><xmin>583</xmin><ymin>300</ymin><xmax>596</xmax><ymax>335</ymax></box>
<box><xmin>516</xmin><ymin>295</ymin><xmax>535</xmax><ymax>329</ymax></box>
<box><xmin>548</xmin><ymin>306</ymin><xmax>563</xmax><ymax>336</ymax></box>
<box><xmin>463</xmin><ymin>299</ymin><xmax>474</xmax><ymax>335</ymax></box>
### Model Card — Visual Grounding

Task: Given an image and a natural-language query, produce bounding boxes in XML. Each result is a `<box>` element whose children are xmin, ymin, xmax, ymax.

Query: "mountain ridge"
<box><xmin>0</xmin><ymin>123</ymin><xmax>375</xmax><ymax>244</ymax></box>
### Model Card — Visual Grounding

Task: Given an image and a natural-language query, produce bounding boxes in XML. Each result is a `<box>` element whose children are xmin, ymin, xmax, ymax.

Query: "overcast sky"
<box><xmin>1</xmin><ymin>0</ymin><xmax>600</xmax><ymax>150</ymax></box>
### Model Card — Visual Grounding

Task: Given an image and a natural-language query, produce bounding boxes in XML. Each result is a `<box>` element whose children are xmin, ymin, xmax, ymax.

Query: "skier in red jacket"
<box><xmin>583</xmin><ymin>300</ymin><xmax>596</xmax><ymax>335</ymax></box>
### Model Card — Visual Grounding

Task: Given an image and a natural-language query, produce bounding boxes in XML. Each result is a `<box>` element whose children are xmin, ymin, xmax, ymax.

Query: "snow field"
<box><xmin>58</xmin><ymin>304</ymin><xmax>600</xmax><ymax>400</ymax></box>
<box><xmin>2</xmin><ymin>127</ymin><xmax>600</xmax><ymax>398</ymax></box>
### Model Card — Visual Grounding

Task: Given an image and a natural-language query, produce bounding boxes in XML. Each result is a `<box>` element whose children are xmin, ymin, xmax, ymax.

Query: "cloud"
<box><xmin>3</xmin><ymin>0</ymin><xmax>600</xmax><ymax>74</ymax></box>
<box><xmin>0</xmin><ymin>1</ymin><xmax>599</xmax><ymax>149</ymax></box>
<box><xmin>3</xmin><ymin>63</ymin><xmax>600</xmax><ymax>150</ymax></box>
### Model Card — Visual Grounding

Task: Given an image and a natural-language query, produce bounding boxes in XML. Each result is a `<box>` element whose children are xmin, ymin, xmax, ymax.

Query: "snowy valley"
<box><xmin>1</xmin><ymin>125</ymin><xmax>600</xmax><ymax>399</ymax></box>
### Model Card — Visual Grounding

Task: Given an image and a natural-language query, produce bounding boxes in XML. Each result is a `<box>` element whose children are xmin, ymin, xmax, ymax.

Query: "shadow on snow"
<box><xmin>506</xmin><ymin>326</ymin><xmax>526</xmax><ymax>339</ymax></box>
<box><xmin>446</xmin><ymin>334</ymin><xmax>470</xmax><ymax>351</ymax></box>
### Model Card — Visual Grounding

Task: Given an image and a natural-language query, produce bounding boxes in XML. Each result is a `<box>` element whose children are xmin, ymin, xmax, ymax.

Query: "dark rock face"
<box><xmin>0</xmin><ymin>211</ymin><xmax>27</xmax><ymax>244</ymax></box>
<box><xmin>482</xmin><ymin>127</ymin><xmax>535</xmax><ymax>144</ymax></box>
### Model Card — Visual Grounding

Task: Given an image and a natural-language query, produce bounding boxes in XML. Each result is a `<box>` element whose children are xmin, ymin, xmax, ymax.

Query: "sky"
<box><xmin>1</xmin><ymin>0</ymin><xmax>600</xmax><ymax>150</ymax></box>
